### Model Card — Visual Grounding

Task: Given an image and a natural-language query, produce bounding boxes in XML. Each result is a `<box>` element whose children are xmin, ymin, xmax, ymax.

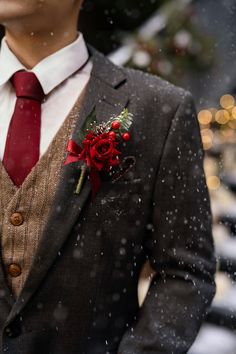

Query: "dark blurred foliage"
<box><xmin>79</xmin><ymin>0</ymin><xmax>162</xmax><ymax>53</ymax></box>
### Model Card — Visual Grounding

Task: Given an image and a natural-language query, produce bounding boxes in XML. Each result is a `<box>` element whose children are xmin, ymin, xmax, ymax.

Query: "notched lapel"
<box><xmin>6</xmin><ymin>45</ymin><xmax>130</xmax><ymax>324</ymax></box>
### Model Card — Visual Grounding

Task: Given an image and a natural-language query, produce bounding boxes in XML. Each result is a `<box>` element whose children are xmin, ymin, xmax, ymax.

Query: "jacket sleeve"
<box><xmin>117</xmin><ymin>91</ymin><xmax>216</xmax><ymax>354</ymax></box>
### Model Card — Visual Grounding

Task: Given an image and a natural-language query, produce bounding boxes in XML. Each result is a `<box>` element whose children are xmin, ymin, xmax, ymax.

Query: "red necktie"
<box><xmin>2</xmin><ymin>71</ymin><xmax>45</xmax><ymax>187</ymax></box>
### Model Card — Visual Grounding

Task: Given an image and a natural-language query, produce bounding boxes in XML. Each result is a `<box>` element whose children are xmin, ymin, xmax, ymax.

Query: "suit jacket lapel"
<box><xmin>6</xmin><ymin>45</ymin><xmax>130</xmax><ymax>324</ymax></box>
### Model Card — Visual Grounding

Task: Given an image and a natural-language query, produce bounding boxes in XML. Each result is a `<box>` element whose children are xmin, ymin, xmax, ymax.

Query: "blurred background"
<box><xmin>79</xmin><ymin>0</ymin><xmax>236</xmax><ymax>353</ymax></box>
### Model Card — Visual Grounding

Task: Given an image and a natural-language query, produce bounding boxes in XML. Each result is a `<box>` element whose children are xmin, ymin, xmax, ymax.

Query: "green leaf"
<box><xmin>78</xmin><ymin>106</ymin><xmax>97</xmax><ymax>143</ymax></box>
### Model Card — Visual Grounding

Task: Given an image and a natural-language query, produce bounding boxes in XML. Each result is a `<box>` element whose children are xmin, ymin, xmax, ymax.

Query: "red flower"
<box><xmin>79</xmin><ymin>132</ymin><xmax>121</xmax><ymax>171</ymax></box>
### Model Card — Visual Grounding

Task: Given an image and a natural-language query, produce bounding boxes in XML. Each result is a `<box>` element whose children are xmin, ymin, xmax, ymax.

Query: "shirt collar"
<box><xmin>0</xmin><ymin>31</ymin><xmax>90</xmax><ymax>95</ymax></box>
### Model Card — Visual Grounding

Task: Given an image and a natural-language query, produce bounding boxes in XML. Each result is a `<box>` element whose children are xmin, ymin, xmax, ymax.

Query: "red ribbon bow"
<box><xmin>64</xmin><ymin>140</ymin><xmax>83</xmax><ymax>165</ymax></box>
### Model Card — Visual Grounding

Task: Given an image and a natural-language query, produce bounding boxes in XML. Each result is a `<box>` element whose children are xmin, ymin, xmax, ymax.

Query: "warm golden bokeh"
<box><xmin>220</xmin><ymin>94</ymin><xmax>235</xmax><ymax>110</ymax></box>
<box><xmin>201</xmin><ymin>128</ymin><xmax>213</xmax><ymax>150</ymax></box>
<box><xmin>207</xmin><ymin>176</ymin><xmax>221</xmax><ymax>190</ymax></box>
<box><xmin>231</xmin><ymin>106</ymin><xmax>236</xmax><ymax>119</ymax></box>
<box><xmin>215</xmin><ymin>109</ymin><xmax>230</xmax><ymax>124</ymax></box>
<box><xmin>198</xmin><ymin>110</ymin><xmax>213</xmax><ymax>125</ymax></box>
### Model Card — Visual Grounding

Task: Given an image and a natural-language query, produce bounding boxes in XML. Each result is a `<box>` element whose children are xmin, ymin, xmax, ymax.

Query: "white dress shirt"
<box><xmin>0</xmin><ymin>31</ymin><xmax>93</xmax><ymax>159</ymax></box>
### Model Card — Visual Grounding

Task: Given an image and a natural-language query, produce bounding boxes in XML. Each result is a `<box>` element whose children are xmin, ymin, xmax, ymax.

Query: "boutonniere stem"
<box><xmin>76</xmin><ymin>164</ymin><xmax>87</xmax><ymax>194</ymax></box>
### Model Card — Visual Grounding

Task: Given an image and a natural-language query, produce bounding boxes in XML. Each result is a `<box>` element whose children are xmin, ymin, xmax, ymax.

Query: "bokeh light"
<box><xmin>198</xmin><ymin>110</ymin><xmax>213</xmax><ymax>125</ymax></box>
<box><xmin>220</xmin><ymin>94</ymin><xmax>235</xmax><ymax>110</ymax></box>
<box><xmin>207</xmin><ymin>176</ymin><xmax>221</xmax><ymax>190</ymax></box>
<box><xmin>215</xmin><ymin>110</ymin><xmax>230</xmax><ymax>124</ymax></box>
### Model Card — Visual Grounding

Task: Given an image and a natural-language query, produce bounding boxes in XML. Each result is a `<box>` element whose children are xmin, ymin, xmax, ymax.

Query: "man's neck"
<box><xmin>4</xmin><ymin>27</ymin><xmax>78</xmax><ymax>69</ymax></box>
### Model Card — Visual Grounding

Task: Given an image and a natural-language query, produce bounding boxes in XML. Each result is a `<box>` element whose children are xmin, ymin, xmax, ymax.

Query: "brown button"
<box><xmin>10</xmin><ymin>212</ymin><xmax>24</xmax><ymax>226</ymax></box>
<box><xmin>8</xmin><ymin>264</ymin><xmax>22</xmax><ymax>277</ymax></box>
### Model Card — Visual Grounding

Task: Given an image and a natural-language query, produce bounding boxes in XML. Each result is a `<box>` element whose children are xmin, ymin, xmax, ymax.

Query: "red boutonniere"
<box><xmin>64</xmin><ymin>108</ymin><xmax>133</xmax><ymax>199</ymax></box>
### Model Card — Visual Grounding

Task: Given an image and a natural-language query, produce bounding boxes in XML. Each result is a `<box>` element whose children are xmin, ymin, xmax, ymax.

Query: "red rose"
<box><xmin>79</xmin><ymin>132</ymin><xmax>121</xmax><ymax>171</ymax></box>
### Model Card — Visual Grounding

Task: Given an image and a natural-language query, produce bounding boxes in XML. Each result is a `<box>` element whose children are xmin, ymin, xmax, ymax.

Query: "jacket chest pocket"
<box><xmin>89</xmin><ymin>179</ymin><xmax>144</xmax><ymax>235</ymax></box>
<box><xmin>96</xmin><ymin>178</ymin><xmax>143</xmax><ymax>202</ymax></box>
<box><xmin>79</xmin><ymin>177</ymin><xmax>145</xmax><ymax>260</ymax></box>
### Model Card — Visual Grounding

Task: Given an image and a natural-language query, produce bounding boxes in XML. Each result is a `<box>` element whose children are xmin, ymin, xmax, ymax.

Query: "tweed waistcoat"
<box><xmin>0</xmin><ymin>87</ymin><xmax>87</xmax><ymax>299</ymax></box>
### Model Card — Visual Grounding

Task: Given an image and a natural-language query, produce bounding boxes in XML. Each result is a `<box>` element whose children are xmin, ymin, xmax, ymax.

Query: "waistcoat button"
<box><xmin>10</xmin><ymin>212</ymin><xmax>24</xmax><ymax>226</ymax></box>
<box><xmin>4</xmin><ymin>325</ymin><xmax>21</xmax><ymax>338</ymax></box>
<box><xmin>4</xmin><ymin>317</ymin><xmax>22</xmax><ymax>338</ymax></box>
<box><xmin>8</xmin><ymin>264</ymin><xmax>22</xmax><ymax>277</ymax></box>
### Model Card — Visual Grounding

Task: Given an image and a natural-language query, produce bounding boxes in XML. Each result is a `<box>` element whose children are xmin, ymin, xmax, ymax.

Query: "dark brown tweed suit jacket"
<box><xmin>0</xmin><ymin>44</ymin><xmax>216</xmax><ymax>354</ymax></box>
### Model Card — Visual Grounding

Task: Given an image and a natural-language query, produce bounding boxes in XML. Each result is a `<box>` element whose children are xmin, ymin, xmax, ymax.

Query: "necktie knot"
<box><xmin>11</xmin><ymin>71</ymin><xmax>45</xmax><ymax>103</ymax></box>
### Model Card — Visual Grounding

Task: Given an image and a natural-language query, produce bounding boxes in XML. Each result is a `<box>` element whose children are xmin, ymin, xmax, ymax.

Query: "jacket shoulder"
<box><xmin>88</xmin><ymin>44</ymin><xmax>193</xmax><ymax>113</ymax></box>
<box><xmin>122</xmin><ymin>66</ymin><xmax>193</xmax><ymax>111</ymax></box>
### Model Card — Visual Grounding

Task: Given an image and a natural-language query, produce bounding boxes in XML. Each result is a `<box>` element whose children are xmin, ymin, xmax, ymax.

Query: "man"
<box><xmin>0</xmin><ymin>0</ymin><xmax>216</xmax><ymax>353</ymax></box>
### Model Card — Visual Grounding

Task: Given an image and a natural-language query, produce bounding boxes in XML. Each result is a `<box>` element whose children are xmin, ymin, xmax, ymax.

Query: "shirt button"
<box><xmin>8</xmin><ymin>264</ymin><xmax>22</xmax><ymax>277</ymax></box>
<box><xmin>10</xmin><ymin>212</ymin><xmax>24</xmax><ymax>226</ymax></box>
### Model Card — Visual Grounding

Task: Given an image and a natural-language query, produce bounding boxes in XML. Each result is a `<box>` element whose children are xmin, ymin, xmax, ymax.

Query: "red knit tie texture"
<box><xmin>2</xmin><ymin>71</ymin><xmax>45</xmax><ymax>187</ymax></box>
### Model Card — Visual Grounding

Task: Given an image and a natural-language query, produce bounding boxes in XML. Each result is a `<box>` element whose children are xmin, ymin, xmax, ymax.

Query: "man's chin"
<box><xmin>0</xmin><ymin>1</ymin><xmax>37</xmax><ymax>24</ymax></box>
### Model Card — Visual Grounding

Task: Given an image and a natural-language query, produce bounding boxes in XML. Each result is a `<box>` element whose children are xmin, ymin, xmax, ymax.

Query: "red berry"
<box><xmin>122</xmin><ymin>132</ymin><xmax>130</xmax><ymax>141</ymax></box>
<box><xmin>111</xmin><ymin>121</ymin><xmax>121</xmax><ymax>130</ymax></box>
<box><xmin>108</xmin><ymin>131</ymin><xmax>116</xmax><ymax>139</ymax></box>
